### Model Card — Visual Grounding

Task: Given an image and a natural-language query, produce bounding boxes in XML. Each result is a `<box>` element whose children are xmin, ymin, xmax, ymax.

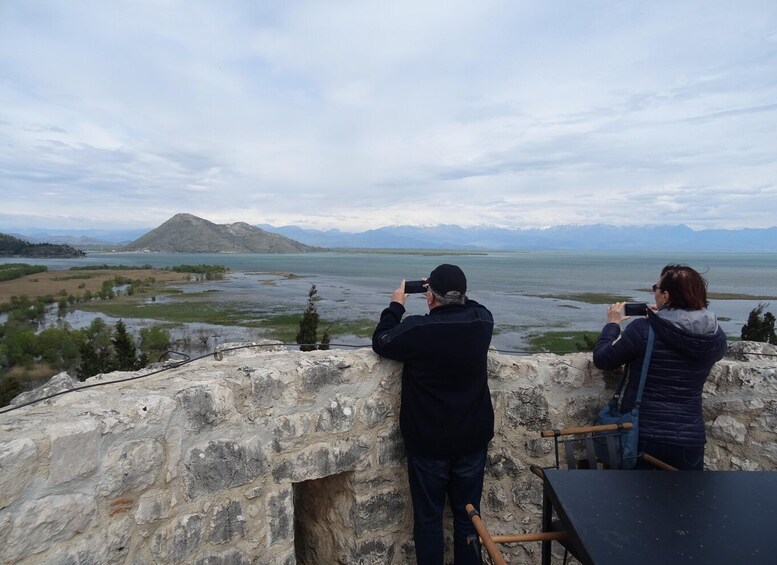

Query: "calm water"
<box><xmin>5</xmin><ymin>251</ymin><xmax>777</xmax><ymax>353</ymax></box>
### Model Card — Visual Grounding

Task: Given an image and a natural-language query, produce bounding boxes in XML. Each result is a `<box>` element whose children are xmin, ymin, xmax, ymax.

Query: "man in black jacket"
<box><xmin>372</xmin><ymin>264</ymin><xmax>494</xmax><ymax>565</ymax></box>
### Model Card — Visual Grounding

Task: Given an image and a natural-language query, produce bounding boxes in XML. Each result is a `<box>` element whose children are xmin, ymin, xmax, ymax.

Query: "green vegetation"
<box><xmin>634</xmin><ymin>288</ymin><xmax>777</xmax><ymax>301</ymax></box>
<box><xmin>78</xmin><ymin>300</ymin><xmax>246</xmax><ymax>325</ymax></box>
<box><xmin>0</xmin><ymin>233</ymin><xmax>85</xmax><ymax>258</ymax></box>
<box><xmin>295</xmin><ymin>284</ymin><xmax>330</xmax><ymax>351</ymax></box>
<box><xmin>741</xmin><ymin>303</ymin><xmax>777</xmax><ymax>345</ymax></box>
<box><xmin>0</xmin><ymin>310</ymin><xmax>172</xmax><ymax>406</ymax></box>
<box><xmin>0</xmin><ymin>263</ymin><xmax>48</xmax><ymax>282</ymax></box>
<box><xmin>527</xmin><ymin>330</ymin><xmax>600</xmax><ymax>354</ymax></box>
<box><xmin>337</xmin><ymin>248</ymin><xmax>487</xmax><ymax>256</ymax></box>
<box><xmin>70</xmin><ymin>264</ymin><xmax>156</xmax><ymax>270</ymax></box>
<box><xmin>708</xmin><ymin>291</ymin><xmax>777</xmax><ymax>301</ymax></box>
<box><xmin>168</xmin><ymin>264</ymin><xmax>228</xmax><ymax>280</ymax></box>
<box><xmin>532</xmin><ymin>293</ymin><xmax>634</xmax><ymax>304</ymax></box>
<box><xmin>545</xmin><ymin>290</ymin><xmax>777</xmax><ymax>304</ymax></box>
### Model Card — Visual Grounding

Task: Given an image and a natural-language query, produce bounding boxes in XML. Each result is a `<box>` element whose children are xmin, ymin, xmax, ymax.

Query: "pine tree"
<box><xmin>77</xmin><ymin>340</ymin><xmax>102</xmax><ymax>381</ymax></box>
<box><xmin>112</xmin><ymin>320</ymin><xmax>141</xmax><ymax>370</ymax></box>
<box><xmin>319</xmin><ymin>328</ymin><xmax>331</xmax><ymax>351</ymax></box>
<box><xmin>741</xmin><ymin>303</ymin><xmax>777</xmax><ymax>344</ymax></box>
<box><xmin>296</xmin><ymin>285</ymin><xmax>321</xmax><ymax>352</ymax></box>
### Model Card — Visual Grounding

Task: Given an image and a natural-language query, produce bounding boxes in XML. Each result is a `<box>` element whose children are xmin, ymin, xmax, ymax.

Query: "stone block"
<box><xmin>132</xmin><ymin>394</ymin><xmax>177</xmax><ymax>427</ymax></box>
<box><xmin>487</xmin><ymin>485</ymin><xmax>507</xmax><ymax>512</ymax></box>
<box><xmin>186</xmin><ymin>437</ymin><xmax>269</xmax><ymax>499</ymax></box>
<box><xmin>360</xmin><ymin>397</ymin><xmax>392</xmax><ymax>429</ymax></box>
<box><xmin>177</xmin><ymin>383</ymin><xmax>234</xmax><ymax>430</ymax></box>
<box><xmin>250</xmin><ymin>367</ymin><xmax>288</xmax><ymax>407</ymax></box>
<box><xmin>486</xmin><ymin>449</ymin><xmax>524</xmax><ymax>479</ymax></box>
<box><xmin>267</xmin><ymin>488</ymin><xmax>293</xmax><ymax>544</ymax></box>
<box><xmin>272</xmin><ymin>412</ymin><xmax>316</xmax><ymax>453</ymax></box>
<box><xmin>209</xmin><ymin>500</ymin><xmax>246</xmax><ymax>544</ymax></box>
<box><xmin>135</xmin><ymin>489</ymin><xmax>171</xmax><ymax>524</ymax></box>
<box><xmin>98</xmin><ymin>439</ymin><xmax>164</xmax><ymax>497</ymax></box>
<box><xmin>0</xmin><ymin>437</ymin><xmax>38</xmax><ymax>509</ymax></box>
<box><xmin>150</xmin><ymin>514</ymin><xmax>203</xmax><ymax>563</ymax></box>
<box><xmin>511</xmin><ymin>476</ymin><xmax>543</xmax><ymax>511</ymax></box>
<box><xmin>195</xmin><ymin>549</ymin><xmax>252</xmax><ymax>565</ymax></box>
<box><xmin>377</xmin><ymin>430</ymin><xmax>405</xmax><ymax>467</ymax></box>
<box><xmin>350</xmin><ymin>537</ymin><xmax>396</xmax><ymax>565</ymax></box>
<box><xmin>5</xmin><ymin>494</ymin><xmax>97</xmax><ymax>562</ymax></box>
<box><xmin>48</xmin><ymin>419</ymin><xmax>100</xmax><ymax>486</ymax></box>
<box><xmin>271</xmin><ymin>439</ymin><xmax>370</xmax><ymax>483</ymax></box>
<box><xmin>41</xmin><ymin>514</ymin><xmax>132</xmax><ymax>565</ymax></box>
<box><xmin>353</xmin><ymin>490</ymin><xmax>406</xmax><ymax>535</ymax></box>
<box><xmin>710</xmin><ymin>415</ymin><xmax>747</xmax><ymax>444</ymax></box>
<box><xmin>298</xmin><ymin>359</ymin><xmax>345</xmax><ymax>393</ymax></box>
<box><xmin>505</xmin><ymin>389</ymin><xmax>551</xmax><ymax>431</ymax></box>
<box><xmin>315</xmin><ymin>395</ymin><xmax>356</xmax><ymax>433</ymax></box>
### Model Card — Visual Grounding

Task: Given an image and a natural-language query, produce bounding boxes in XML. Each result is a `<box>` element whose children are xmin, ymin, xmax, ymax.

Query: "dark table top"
<box><xmin>543</xmin><ymin>469</ymin><xmax>777</xmax><ymax>565</ymax></box>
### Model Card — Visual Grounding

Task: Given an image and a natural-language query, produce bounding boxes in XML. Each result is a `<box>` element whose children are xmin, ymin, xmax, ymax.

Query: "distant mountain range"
<box><xmin>124</xmin><ymin>213</ymin><xmax>318</xmax><ymax>253</ymax></box>
<box><xmin>7</xmin><ymin>218</ymin><xmax>777</xmax><ymax>252</ymax></box>
<box><xmin>257</xmin><ymin>223</ymin><xmax>777</xmax><ymax>252</ymax></box>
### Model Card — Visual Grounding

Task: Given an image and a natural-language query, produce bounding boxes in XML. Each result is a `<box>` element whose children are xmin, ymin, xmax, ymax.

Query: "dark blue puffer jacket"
<box><xmin>593</xmin><ymin>309</ymin><xmax>727</xmax><ymax>446</ymax></box>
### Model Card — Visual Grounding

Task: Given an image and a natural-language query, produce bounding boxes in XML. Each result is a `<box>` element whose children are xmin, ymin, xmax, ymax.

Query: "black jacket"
<box><xmin>593</xmin><ymin>309</ymin><xmax>727</xmax><ymax>446</ymax></box>
<box><xmin>372</xmin><ymin>299</ymin><xmax>494</xmax><ymax>457</ymax></box>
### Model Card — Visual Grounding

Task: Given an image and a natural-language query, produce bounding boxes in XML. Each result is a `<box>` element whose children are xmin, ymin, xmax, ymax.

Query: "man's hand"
<box><xmin>391</xmin><ymin>280</ymin><xmax>407</xmax><ymax>306</ymax></box>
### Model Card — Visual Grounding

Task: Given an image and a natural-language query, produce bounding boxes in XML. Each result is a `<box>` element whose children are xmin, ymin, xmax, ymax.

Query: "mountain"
<box><xmin>0</xmin><ymin>233</ymin><xmax>86</xmax><ymax>258</ymax></box>
<box><xmin>10</xmin><ymin>229</ymin><xmax>148</xmax><ymax>245</ymax></box>
<box><xmin>258</xmin><ymin>223</ymin><xmax>777</xmax><ymax>252</ymax></box>
<box><xmin>125</xmin><ymin>213</ymin><xmax>318</xmax><ymax>253</ymax></box>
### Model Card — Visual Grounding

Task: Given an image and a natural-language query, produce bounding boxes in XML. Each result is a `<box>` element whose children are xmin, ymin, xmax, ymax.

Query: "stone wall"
<box><xmin>1</xmin><ymin>341</ymin><xmax>775</xmax><ymax>565</ymax></box>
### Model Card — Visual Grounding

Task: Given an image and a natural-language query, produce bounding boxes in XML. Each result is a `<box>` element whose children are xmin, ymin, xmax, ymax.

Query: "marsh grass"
<box><xmin>79</xmin><ymin>294</ymin><xmax>376</xmax><ymax>343</ymax></box>
<box><xmin>251</xmin><ymin>314</ymin><xmax>375</xmax><ymax>342</ymax></box>
<box><xmin>79</xmin><ymin>300</ymin><xmax>245</xmax><ymax>325</ymax></box>
<box><xmin>532</xmin><ymin>292</ymin><xmax>634</xmax><ymax>304</ymax></box>
<box><xmin>707</xmin><ymin>291</ymin><xmax>777</xmax><ymax>300</ymax></box>
<box><xmin>527</xmin><ymin>330</ymin><xmax>600</xmax><ymax>354</ymax></box>
<box><xmin>532</xmin><ymin>289</ymin><xmax>777</xmax><ymax>305</ymax></box>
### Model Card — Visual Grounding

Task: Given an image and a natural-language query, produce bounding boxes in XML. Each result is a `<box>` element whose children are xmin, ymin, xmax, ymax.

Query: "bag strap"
<box><xmin>611</xmin><ymin>324</ymin><xmax>656</xmax><ymax>405</ymax></box>
<box><xmin>633</xmin><ymin>325</ymin><xmax>655</xmax><ymax>410</ymax></box>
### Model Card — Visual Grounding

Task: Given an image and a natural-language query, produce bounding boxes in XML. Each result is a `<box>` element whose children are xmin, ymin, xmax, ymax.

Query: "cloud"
<box><xmin>1</xmin><ymin>1</ymin><xmax>776</xmax><ymax>231</ymax></box>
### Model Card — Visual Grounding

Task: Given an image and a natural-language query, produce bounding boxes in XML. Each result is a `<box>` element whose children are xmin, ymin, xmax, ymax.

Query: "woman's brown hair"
<box><xmin>658</xmin><ymin>264</ymin><xmax>709</xmax><ymax>310</ymax></box>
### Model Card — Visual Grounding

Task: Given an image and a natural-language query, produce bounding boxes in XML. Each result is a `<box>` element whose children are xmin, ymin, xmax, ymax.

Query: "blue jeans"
<box><xmin>406</xmin><ymin>447</ymin><xmax>487</xmax><ymax>565</ymax></box>
<box><xmin>636</xmin><ymin>439</ymin><xmax>704</xmax><ymax>470</ymax></box>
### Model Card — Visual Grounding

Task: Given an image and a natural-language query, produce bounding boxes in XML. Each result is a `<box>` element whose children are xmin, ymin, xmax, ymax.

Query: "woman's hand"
<box><xmin>607</xmin><ymin>302</ymin><xmax>628</xmax><ymax>324</ymax></box>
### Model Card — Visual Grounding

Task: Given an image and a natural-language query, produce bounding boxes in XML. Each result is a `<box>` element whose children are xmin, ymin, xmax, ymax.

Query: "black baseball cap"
<box><xmin>428</xmin><ymin>264</ymin><xmax>467</xmax><ymax>295</ymax></box>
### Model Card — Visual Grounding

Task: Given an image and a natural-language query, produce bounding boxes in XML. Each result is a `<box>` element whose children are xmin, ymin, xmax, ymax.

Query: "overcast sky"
<box><xmin>1</xmin><ymin>1</ymin><xmax>776</xmax><ymax>232</ymax></box>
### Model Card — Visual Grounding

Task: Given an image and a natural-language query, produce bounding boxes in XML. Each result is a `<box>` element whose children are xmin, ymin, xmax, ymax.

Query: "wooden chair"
<box><xmin>466</xmin><ymin>503</ymin><xmax>569</xmax><ymax>565</ymax></box>
<box><xmin>468</xmin><ymin>422</ymin><xmax>677</xmax><ymax>564</ymax></box>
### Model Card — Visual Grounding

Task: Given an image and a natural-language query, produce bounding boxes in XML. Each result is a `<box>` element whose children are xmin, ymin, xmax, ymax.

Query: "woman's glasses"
<box><xmin>652</xmin><ymin>284</ymin><xmax>660</xmax><ymax>292</ymax></box>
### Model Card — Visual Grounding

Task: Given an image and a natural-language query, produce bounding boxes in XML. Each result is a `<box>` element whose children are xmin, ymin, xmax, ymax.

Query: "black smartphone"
<box><xmin>624</xmin><ymin>302</ymin><xmax>648</xmax><ymax>316</ymax></box>
<box><xmin>405</xmin><ymin>280</ymin><xmax>427</xmax><ymax>293</ymax></box>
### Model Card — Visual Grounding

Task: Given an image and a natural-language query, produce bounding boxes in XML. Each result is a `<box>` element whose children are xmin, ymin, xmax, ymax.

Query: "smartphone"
<box><xmin>624</xmin><ymin>302</ymin><xmax>648</xmax><ymax>316</ymax></box>
<box><xmin>405</xmin><ymin>280</ymin><xmax>427</xmax><ymax>294</ymax></box>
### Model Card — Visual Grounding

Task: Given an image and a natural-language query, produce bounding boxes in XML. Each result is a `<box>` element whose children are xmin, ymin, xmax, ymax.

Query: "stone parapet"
<box><xmin>1</xmin><ymin>340</ymin><xmax>775</xmax><ymax>564</ymax></box>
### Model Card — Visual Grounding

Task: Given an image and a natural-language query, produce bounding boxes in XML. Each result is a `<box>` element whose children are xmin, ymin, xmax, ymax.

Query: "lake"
<box><xmin>4</xmin><ymin>251</ymin><xmax>776</xmax><ymax>353</ymax></box>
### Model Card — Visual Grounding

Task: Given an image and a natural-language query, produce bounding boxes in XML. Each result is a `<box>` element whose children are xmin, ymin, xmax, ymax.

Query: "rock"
<box><xmin>185</xmin><ymin>438</ymin><xmax>269</xmax><ymax>500</ymax></box>
<box><xmin>48</xmin><ymin>419</ymin><xmax>100</xmax><ymax>485</ymax></box>
<box><xmin>150</xmin><ymin>514</ymin><xmax>203</xmax><ymax>563</ymax></box>
<box><xmin>11</xmin><ymin>371</ymin><xmax>77</xmax><ymax>406</ymax></box>
<box><xmin>0</xmin><ymin>437</ymin><xmax>37</xmax><ymax>509</ymax></box>
<box><xmin>5</xmin><ymin>494</ymin><xmax>97</xmax><ymax>562</ymax></box>
<box><xmin>710</xmin><ymin>415</ymin><xmax>747</xmax><ymax>444</ymax></box>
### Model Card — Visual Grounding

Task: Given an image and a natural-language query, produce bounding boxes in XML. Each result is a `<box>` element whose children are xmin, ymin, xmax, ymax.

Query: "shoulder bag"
<box><xmin>595</xmin><ymin>324</ymin><xmax>655</xmax><ymax>469</ymax></box>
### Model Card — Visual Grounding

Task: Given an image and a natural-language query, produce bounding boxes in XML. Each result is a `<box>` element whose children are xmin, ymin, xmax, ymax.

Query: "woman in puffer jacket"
<box><xmin>593</xmin><ymin>264</ymin><xmax>728</xmax><ymax>470</ymax></box>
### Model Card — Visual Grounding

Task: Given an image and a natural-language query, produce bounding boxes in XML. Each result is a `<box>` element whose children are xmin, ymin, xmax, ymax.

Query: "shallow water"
<box><xmin>7</xmin><ymin>251</ymin><xmax>777</xmax><ymax>354</ymax></box>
